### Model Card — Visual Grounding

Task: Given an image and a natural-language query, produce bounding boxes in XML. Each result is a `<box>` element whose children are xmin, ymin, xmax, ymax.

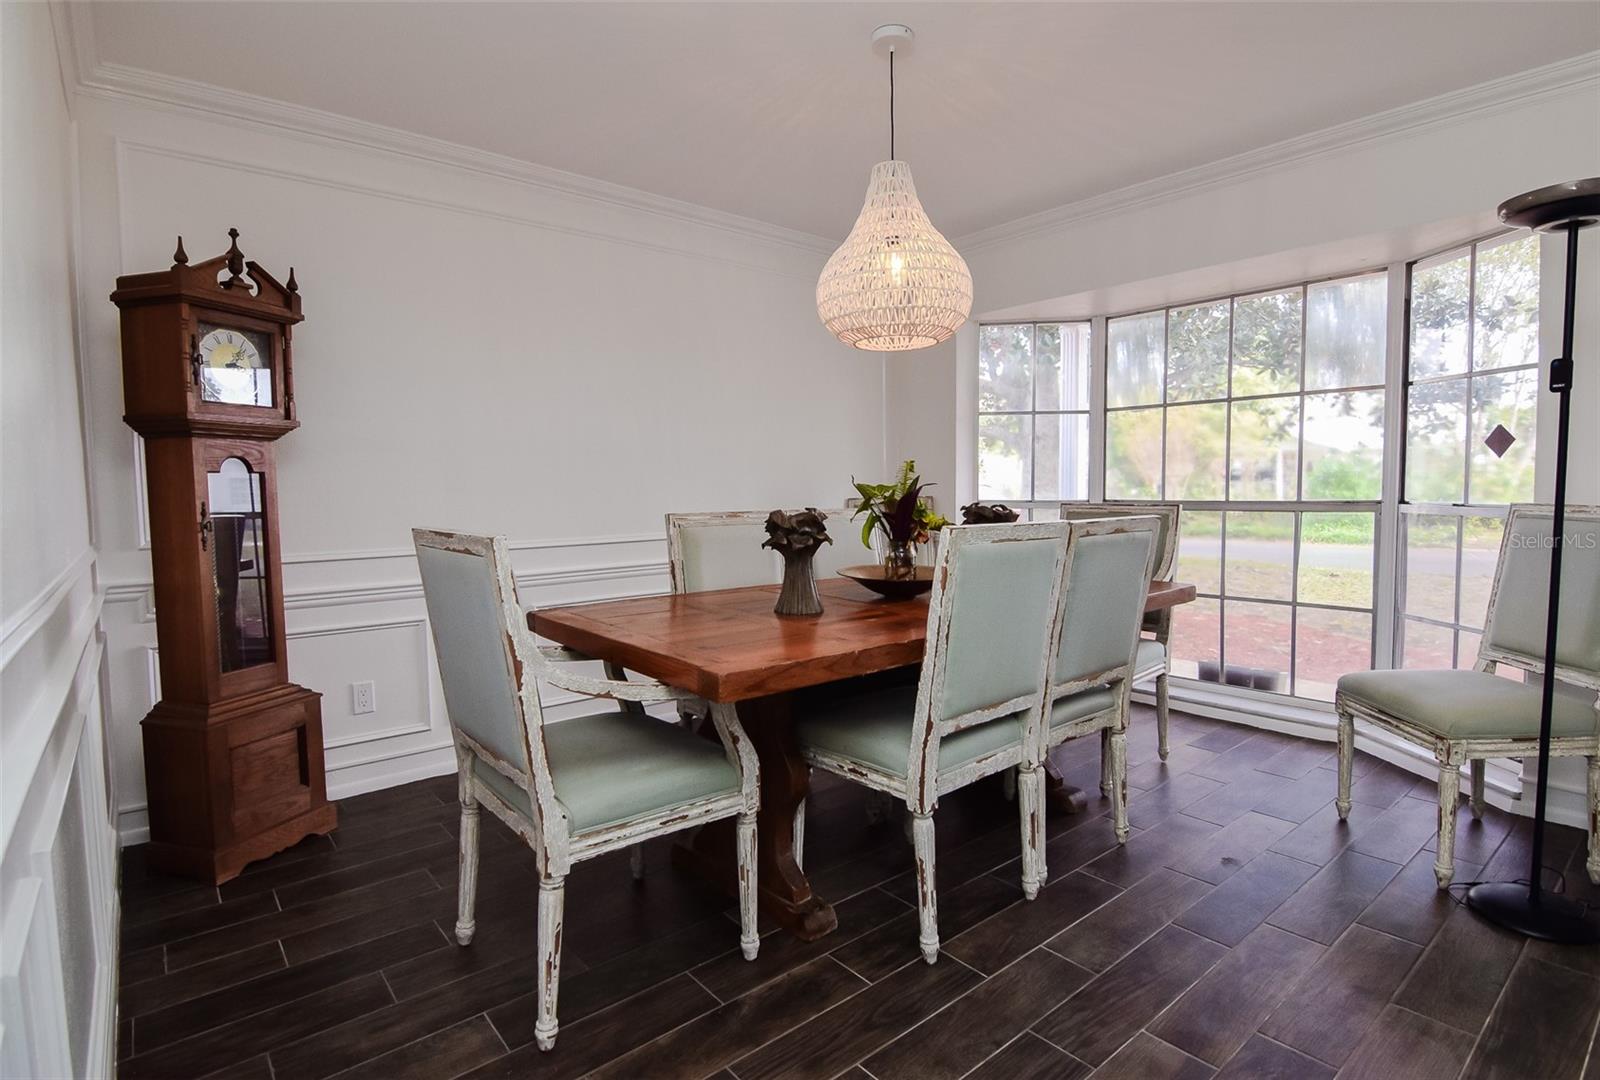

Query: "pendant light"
<box><xmin>816</xmin><ymin>24</ymin><xmax>973</xmax><ymax>352</ymax></box>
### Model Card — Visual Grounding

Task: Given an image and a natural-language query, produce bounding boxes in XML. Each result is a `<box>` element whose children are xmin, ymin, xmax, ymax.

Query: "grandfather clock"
<box><xmin>113</xmin><ymin>229</ymin><xmax>335</xmax><ymax>884</ymax></box>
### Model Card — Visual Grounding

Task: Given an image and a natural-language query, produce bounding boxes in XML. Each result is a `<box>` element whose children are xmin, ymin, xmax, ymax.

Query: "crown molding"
<box><xmin>59</xmin><ymin>23</ymin><xmax>835</xmax><ymax>259</ymax></box>
<box><xmin>956</xmin><ymin>51</ymin><xmax>1600</xmax><ymax>255</ymax></box>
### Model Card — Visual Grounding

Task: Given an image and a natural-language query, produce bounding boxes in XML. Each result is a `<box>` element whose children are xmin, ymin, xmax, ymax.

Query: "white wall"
<box><xmin>888</xmin><ymin>59</ymin><xmax>1600</xmax><ymax>508</ymax></box>
<box><xmin>67</xmin><ymin>80</ymin><xmax>886</xmax><ymax>841</ymax></box>
<box><xmin>1</xmin><ymin>4</ymin><xmax>119</xmax><ymax>1076</ymax></box>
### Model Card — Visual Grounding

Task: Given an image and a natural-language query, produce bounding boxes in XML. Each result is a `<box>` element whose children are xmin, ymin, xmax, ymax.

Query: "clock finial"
<box><xmin>173</xmin><ymin>236</ymin><xmax>189</xmax><ymax>266</ymax></box>
<box><xmin>223</xmin><ymin>227</ymin><xmax>246</xmax><ymax>289</ymax></box>
<box><xmin>286</xmin><ymin>266</ymin><xmax>298</xmax><ymax>294</ymax></box>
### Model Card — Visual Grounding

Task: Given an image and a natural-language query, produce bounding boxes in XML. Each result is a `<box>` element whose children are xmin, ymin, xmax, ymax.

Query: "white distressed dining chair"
<box><xmin>793</xmin><ymin>517</ymin><xmax>1158</xmax><ymax>961</ymax></box>
<box><xmin>412</xmin><ymin>529</ymin><xmax>760</xmax><ymax>1051</ymax></box>
<box><xmin>1334</xmin><ymin>505</ymin><xmax>1600</xmax><ymax>889</ymax></box>
<box><xmin>1059</xmin><ymin>501</ymin><xmax>1181</xmax><ymax>780</ymax></box>
<box><xmin>664</xmin><ymin>507</ymin><xmax>855</xmax><ymax>865</ymax></box>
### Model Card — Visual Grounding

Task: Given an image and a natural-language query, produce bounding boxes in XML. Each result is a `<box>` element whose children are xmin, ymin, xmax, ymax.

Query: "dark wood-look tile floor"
<box><xmin>117</xmin><ymin>706</ymin><xmax>1600</xmax><ymax>1080</ymax></box>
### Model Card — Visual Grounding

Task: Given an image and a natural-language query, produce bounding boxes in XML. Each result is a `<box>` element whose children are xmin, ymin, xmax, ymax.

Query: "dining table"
<box><xmin>530</xmin><ymin>575</ymin><xmax>1197</xmax><ymax>942</ymax></box>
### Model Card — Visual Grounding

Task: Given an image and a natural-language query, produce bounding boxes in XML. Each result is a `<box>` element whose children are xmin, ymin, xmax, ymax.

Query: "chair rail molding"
<box><xmin>956</xmin><ymin>51</ymin><xmax>1600</xmax><ymax>254</ymax></box>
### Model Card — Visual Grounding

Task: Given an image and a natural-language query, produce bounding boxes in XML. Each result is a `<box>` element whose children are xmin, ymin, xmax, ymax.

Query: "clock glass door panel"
<box><xmin>208</xmin><ymin>457</ymin><xmax>275</xmax><ymax>672</ymax></box>
<box><xmin>197</xmin><ymin>322</ymin><xmax>274</xmax><ymax>407</ymax></box>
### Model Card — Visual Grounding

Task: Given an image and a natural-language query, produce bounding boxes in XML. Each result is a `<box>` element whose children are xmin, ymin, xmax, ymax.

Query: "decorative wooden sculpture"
<box><xmin>959</xmin><ymin>502</ymin><xmax>1020</xmax><ymax>524</ymax></box>
<box><xmin>762</xmin><ymin>508</ymin><xmax>831</xmax><ymax>616</ymax></box>
<box><xmin>112</xmin><ymin>229</ymin><xmax>334</xmax><ymax>884</ymax></box>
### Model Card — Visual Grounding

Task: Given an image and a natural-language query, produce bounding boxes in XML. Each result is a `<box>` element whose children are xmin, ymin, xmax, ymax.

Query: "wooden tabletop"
<box><xmin>531</xmin><ymin>577</ymin><xmax>1197</xmax><ymax>703</ymax></box>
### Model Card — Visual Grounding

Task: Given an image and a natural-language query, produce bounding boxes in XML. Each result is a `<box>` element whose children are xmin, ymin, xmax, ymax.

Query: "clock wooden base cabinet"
<box><xmin>113</xmin><ymin>230</ymin><xmax>335</xmax><ymax>885</ymax></box>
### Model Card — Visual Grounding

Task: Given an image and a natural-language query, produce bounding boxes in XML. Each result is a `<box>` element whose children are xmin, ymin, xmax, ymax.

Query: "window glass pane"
<box><xmin>1106</xmin><ymin>409</ymin><xmax>1163</xmax><ymax>499</ymax></box>
<box><xmin>1034</xmin><ymin>414</ymin><xmax>1089</xmax><ymax>501</ymax></box>
<box><xmin>1299</xmin><ymin>513</ymin><xmax>1375</xmax><ymax>608</ymax></box>
<box><xmin>1108</xmin><ymin>312</ymin><xmax>1164</xmax><ymax>407</ymax></box>
<box><xmin>1232</xmin><ymin>289</ymin><xmax>1302</xmax><ymax>396</ymax></box>
<box><xmin>1303</xmin><ymin>390</ymin><xmax>1384</xmax><ymax>501</ymax></box>
<box><xmin>1171</xmin><ymin>597</ymin><xmax>1220</xmax><ymax>681</ymax></box>
<box><xmin>1178</xmin><ymin>510</ymin><xmax>1222</xmax><ymax>593</ymax></box>
<box><xmin>1409</xmin><ymin>253</ymin><xmax>1470</xmax><ymax>378</ymax></box>
<box><xmin>1405</xmin><ymin>378</ymin><xmax>1468</xmax><ymax>503</ymax></box>
<box><xmin>1165</xmin><ymin>402</ymin><xmax>1227</xmax><ymax>500</ymax></box>
<box><xmin>1401</xmin><ymin>619</ymin><xmax>1455</xmax><ymax>669</ymax></box>
<box><xmin>1224</xmin><ymin>600</ymin><xmax>1291</xmax><ymax>693</ymax></box>
<box><xmin>978</xmin><ymin>414</ymin><xmax>1031</xmax><ymax>499</ymax></box>
<box><xmin>1296</xmin><ymin>608</ymin><xmax>1372</xmax><ymax>701</ymax></box>
<box><xmin>1473</xmin><ymin>234</ymin><xmax>1540</xmax><ymax>372</ymax></box>
<box><xmin>978</xmin><ymin>324</ymin><xmax>1033</xmax><ymax>412</ymax></box>
<box><xmin>1456</xmin><ymin>631</ymin><xmax>1522</xmax><ymax>679</ymax></box>
<box><xmin>1229</xmin><ymin>396</ymin><xmax>1300</xmax><ymax>500</ymax></box>
<box><xmin>1306</xmin><ymin>274</ymin><xmax>1386</xmax><ymax>390</ymax></box>
<box><xmin>1167</xmin><ymin>301</ymin><xmax>1230</xmax><ymax>402</ymax></box>
<box><xmin>1469</xmin><ymin>368</ymin><xmax>1536</xmax><ymax>504</ymax></box>
<box><xmin>1036</xmin><ymin>323</ymin><xmax>1091</xmax><ymax>411</ymax></box>
<box><xmin>1459</xmin><ymin>516</ymin><xmax>1504</xmax><ymax>630</ymax></box>
<box><xmin>1225</xmin><ymin>512</ymin><xmax>1294</xmax><ymax>600</ymax></box>
<box><xmin>1404</xmin><ymin>514</ymin><xmax>1458</xmax><ymax>622</ymax></box>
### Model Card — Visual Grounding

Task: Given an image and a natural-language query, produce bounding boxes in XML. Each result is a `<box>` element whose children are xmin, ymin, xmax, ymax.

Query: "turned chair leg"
<box><xmin>737</xmin><ymin>811</ymin><xmax>760</xmax><ymax>960</ymax></box>
<box><xmin>1109</xmin><ymin>728</ymin><xmax>1130</xmax><ymax>844</ymax></box>
<box><xmin>455</xmin><ymin>797</ymin><xmax>480</xmax><ymax>946</ymax></box>
<box><xmin>535</xmin><ymin>875</ymin><xmax>566</xmax><ymax>1051</ymax></box>
<box><xmin>1019</xmin><ymin>763</ymin><xmax>1046</xmax><ymax>899</ymax></box>
<box><xmin>1470</xmin><ymin>759</ymin><xmax>1486</xmax><ymax>820</ymax></box>
<box><xmin>1099</xmin><ymin>728</ymin><xmax>1113</xmax><ymax>798</ymax></box>
<box><xmin>1335</xmin><ymin>711</ymin><xmax>1354</xmax><ymax>821</ymax></box>
<box><xmin>1155</xmin><ymin>672</ymin><xmax>1171</xmax><ymax>762</ymax></box>
<box><xmin>1002</xmin><ymin>767</ymin><xmax>1018</xmax><ymax>802</ymax></box>
<box><xmin>1435</xmin><ymin>762</ymin><xmax>1461</xmax><ymax>889</ymax></box>
<box><xmin>910</xmin><ymin>810</ymin><xmax>939</xmax><ymax>963</ymax></box>
<box><xmin>1588</xmin><ymin>757</ymin><xmax>1600</xmax><ymax>886</ymax></box>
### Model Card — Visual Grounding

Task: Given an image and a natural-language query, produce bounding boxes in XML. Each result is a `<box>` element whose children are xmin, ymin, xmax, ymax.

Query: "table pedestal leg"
<box><xmin>674</xmin><ymin>694</ymin><xmax>838</xmax><ymax>942</ymax></box>
<box><xmin>1044</xmin><ymin>760</ymin><xmax>1091</xmax><ymax>815</ymax></box>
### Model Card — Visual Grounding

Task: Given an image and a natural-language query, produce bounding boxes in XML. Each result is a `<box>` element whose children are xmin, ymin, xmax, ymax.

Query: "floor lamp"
<box><xmin>1466</xmin><ymin>177</ymin><xmax>1600</xmax><ymax>944</ymax></box>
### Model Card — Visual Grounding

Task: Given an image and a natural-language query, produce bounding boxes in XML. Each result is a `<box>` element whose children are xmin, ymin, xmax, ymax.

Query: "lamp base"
<box><xmin>1465</xmin><ymin>881</ymin><xmax>1600</xmax><ymax>944</ymax></box>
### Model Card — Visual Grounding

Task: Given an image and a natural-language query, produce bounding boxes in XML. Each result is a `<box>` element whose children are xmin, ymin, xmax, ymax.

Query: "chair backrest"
<box><xmin>1479</xmin><ymin>504</ymin><xmax>1600</xmax><ymax>691</ymax></box>
<box><xmin>1052</xmin><ymin>516</ymin><xmax>1160</xmax><ymax>695</ymax></box>
<box><xmin>1058</xmin><ymin>502</ymin><xmax>1179</xmax><ymax>581</ymax></box>
<box><xmin>412</xmin><ymin>529</ymin><xmax>557</xmax><ymax>816</ymax></box>
<box><xmin>908</xmin><ymin>522</ymin><xmax>1072</xmax><ymax>798</ymax></box>
<box><xmin>665</xmin><ymin>509</ymin><xmax>857</xmax><ymax>593</ymax></box>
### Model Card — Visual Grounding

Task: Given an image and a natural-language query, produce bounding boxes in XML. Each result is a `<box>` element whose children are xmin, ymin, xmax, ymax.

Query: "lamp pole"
<box><xmin>1465</xmin><ymin>178</ymin><xmax>1600</xmax><ymax>945</ymax></box>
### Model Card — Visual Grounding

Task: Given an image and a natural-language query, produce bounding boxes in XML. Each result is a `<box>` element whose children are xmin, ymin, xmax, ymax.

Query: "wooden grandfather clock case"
<box><xmin>113</xmin><ymin>229</ymin><xmax>335</xmax><ymax>884</ymax></box>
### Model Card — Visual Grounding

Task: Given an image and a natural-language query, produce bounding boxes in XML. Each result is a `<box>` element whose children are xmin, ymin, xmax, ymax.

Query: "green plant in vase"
<box><xmin>852</xmin><ymin>460</ymin><xmax>951</xmax><ymax>578</ymax></box>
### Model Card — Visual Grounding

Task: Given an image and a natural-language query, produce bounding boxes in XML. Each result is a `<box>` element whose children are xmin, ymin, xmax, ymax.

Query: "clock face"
<box><xmin>197</xmin><ymin>323</ymin><xmax>274</xmax><ymax>407</ymax></box>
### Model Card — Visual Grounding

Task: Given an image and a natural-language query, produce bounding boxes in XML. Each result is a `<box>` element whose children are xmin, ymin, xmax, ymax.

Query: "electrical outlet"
<box><xmin>352</xmin><ymin>681</ymin><xmax>376</xmax><ymax>715</ymax></box>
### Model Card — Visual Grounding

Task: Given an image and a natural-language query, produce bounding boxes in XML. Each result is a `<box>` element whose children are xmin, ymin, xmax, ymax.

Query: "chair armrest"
<box><xmin>706</xmin><ymin>702</ymin><xmax>760</xmax><ymax>809</ymax></box>
<box><xmin>538</xmin><ymin>658</ymin><xmax>701</xmax><ymax>705</ymax></box>
<box><xmin>537</xmin><ymin>644</ymin><xmax>597</xmax><ymax>664</ymax></box>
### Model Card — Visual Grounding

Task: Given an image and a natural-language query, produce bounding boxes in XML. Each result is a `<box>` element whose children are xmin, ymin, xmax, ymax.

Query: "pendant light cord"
<box><xmin>889</xmin><ymin>49</ymin><xmax>895</xmax><ymax>161</ymax></box>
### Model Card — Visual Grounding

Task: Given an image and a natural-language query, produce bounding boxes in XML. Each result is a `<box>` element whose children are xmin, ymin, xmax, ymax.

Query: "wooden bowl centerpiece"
<box><xmin>837</xmin><ymin>564</ymin><xmax>935</xmax><ymax>599</ymax></box>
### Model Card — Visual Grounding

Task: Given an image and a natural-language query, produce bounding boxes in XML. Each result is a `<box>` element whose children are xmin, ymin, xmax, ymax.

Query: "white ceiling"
<box><xmin>87</xmin><ymin>2</ymin><xmax>1600</xmax><ymax>241</ymax></box>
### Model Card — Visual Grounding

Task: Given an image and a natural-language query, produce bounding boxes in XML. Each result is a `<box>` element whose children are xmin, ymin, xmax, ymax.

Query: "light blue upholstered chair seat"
<box><xmin>470</xmin><ymin>709</ymin><xmax>740</xmax><ymax>834</ymax></box>
<box><xmin>795</xmin><ymin>684</ymin><xmax>1116</xmax><ymax>778</ymax></box>
<box><xmin>1333</xmin><ymin>505</ymin><xmax>1600</xmax><ymax>890</ymax></box>
<box><xmin>795</xmin><ymin>517</ymin><xmax>1159</xmax><ymax>964</ymax></box>
<box><xmin>1338</xmin><ymin>669</ymin><xmax>1597</xmax><ymax>741</ymax></box>
<box><xmin>413</xmin><ymin>529</ymin><xmax>761</xmax><ymax>1052</ymax></box>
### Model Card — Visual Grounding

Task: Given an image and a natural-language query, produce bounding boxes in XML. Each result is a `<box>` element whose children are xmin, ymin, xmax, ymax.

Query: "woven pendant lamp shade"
<box><xmin>816</xmin><ymin>160</ymin><xmax>973</xmax><ymax>352</ymax></box>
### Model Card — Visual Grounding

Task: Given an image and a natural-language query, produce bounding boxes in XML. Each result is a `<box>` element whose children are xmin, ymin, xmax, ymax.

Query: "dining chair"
<box><xmin>1334</xmin><ymin>504</ymin><xmax>1600</xmax><ymax>889</ymax></box>
<box><xmin>412</xmin><ymin>529</ymin><xmax>761</xmax><ymax>1051</ymax></box>
<box><xmin>664</xmin><ymin>507</ymin><xmax>856</xmax><ymax>865</ymax></box>
<box><xmin>1059</xmin><ymin>501</ymin><xmax>1181</xmax><ymax>778</ymax></box>
<box><xmin>793</xmin><ymin>517</ymin><xmax>1159</xmax><ymax>961</ymax></box>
